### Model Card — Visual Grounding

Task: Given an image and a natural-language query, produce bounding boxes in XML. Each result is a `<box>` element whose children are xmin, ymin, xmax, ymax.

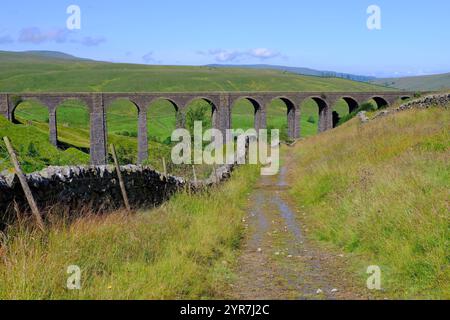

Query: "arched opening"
<box><xmin>179</xmin><ymin>98</ymin><xmax>217</xmax><ymax>178</ymax></box>
<box><xmin>332</xmin><ymin>97</ymin><xmax>355</xmax><ymax>127</ymax></box>
<box><xmin>184</xmin><ymin>98</ymin><xmax>215</xmax><ymax>134</ymax></box>
<box><xmin>371</xmin><ymin>96</ymin><xmax>389</xmax><ymax>109</ymax></box>
<box><xmin>147</xmin><ymin>98</ymin><xmax>179</xmax><ymax>145</ymax></box>
<box><xmin>401</xmin><ymin>96</ymin><xmax>411</xmax><ymax>101</ymax></box>
<box><xmin>231</xmin><ymin>97</ymin><xmax>260</xmax><ymax>131</ymax></box>
<box><xmin>12</xmin><ymin>99</ymin><xmax>48</xmax><ymax>126</ymax></box>
<box><xmin>56</xmin><ymin>99</ymin><xmax>90</xmax><ymax>152</ymax></box>
<box><xmin>300</xmin><ymin>97</ymin><xmax>329</xmax><ymax>136</ymax></box>
<box><xmin>10</xmin><ymin>99</ymin><xmax>51</xmax><ymax>171</ymax></box>
<box><xmin>342</xmin><ymin>97</ymin><xmax>359</xmax><ymax>114</ymax></box>
<box><xmin>8</xmin><ymin>99</ymin><xmax>91</xmax><ymax>171</ymax></box>
<box><xmin>267</xmin><ymin>97</ymin><xmax>296</xmax><ymax>141</ymax></box>
<box><xmin>106</xmin><ymin>99</ymin><xmax>139</xmax><ymax>164</ymax></box>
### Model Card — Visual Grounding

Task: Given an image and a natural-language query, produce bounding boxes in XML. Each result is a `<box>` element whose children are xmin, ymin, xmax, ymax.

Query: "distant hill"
<box><xmin>0</xmin><ymin>50</ymin><xmax>92</xmax><ymax>62</ymax></box>
<box><xmin>207</xmin><ymin>64</ymin><xmax>376</xmax><ymax>83</ymax></box>
<box><xmin>370</xmin><ymin>73</ymin><xmax>450</xmax><ymax>91</ymax></box>
<box><xmin>0</xmin><ymin>51</ymin><xmax>390</xmax><ymax>93</ymax></box>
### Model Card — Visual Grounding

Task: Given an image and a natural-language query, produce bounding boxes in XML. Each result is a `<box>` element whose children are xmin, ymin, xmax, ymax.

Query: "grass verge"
<box><xmin>0</xmin><ymin>165</ymin><xmax>259</xmax><ymax>299</ymax></box>
<box><xmin>289</xmin><ymin>107</ymin><xmax>449</xmax><ymax>299</ymax></box>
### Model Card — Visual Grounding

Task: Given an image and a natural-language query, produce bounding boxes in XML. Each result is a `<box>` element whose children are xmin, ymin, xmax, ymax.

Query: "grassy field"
<box><xmin>288</xmin><ymin>106</ymin><xmax>449</xmax><ymax>299</ymax></box>
<box><xmin>0</xmin><ymin>114</ymin><xmax>172</xmax><ymax>173</ymax></box>
<box><xmin>1</xmin><ymin>50</ymin><xmax>392</xmax><ymax>139</ymax></box>
<box><xmin>0</xmin><ymin>51</ymin><xmax>389</xmax><ymax>93</ymax></box>
<box><xmin>371</xmin><ymin>72</ymin><xmax>450</xmax><ymax>91</ymax></box>
<box><xmin>0</xmin><ymin>116</ymin><xmax>90</xmax><ymax>173</ymax></box>
<box><xmin>0</xmin><ymin>51</ymin><xmax>394</xmax><ymax>171</ymax></box>
<box><xmin>0</xmin><ymin>165</ymin><xmax>259</xmax><ymax>299</ymax></box>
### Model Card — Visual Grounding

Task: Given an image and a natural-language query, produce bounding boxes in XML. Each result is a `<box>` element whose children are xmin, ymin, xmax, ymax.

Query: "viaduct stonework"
<box><xmin>0</xmin><ymin>91</ymin><xmax>416</xmax><ymax>165</ymax></box>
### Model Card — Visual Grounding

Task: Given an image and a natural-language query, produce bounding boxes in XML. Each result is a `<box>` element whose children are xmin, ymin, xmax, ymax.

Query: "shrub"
<box><xmin>162</xmin><ymin>137</ymin><xmax>172</xmax><ymax>145</ymax></box>
<box><xmin>26</xmin><ymin>142</ymin><xmax>39</xmax><ymax>157</ymax></box>
<box><xmin>186</xmin><ymin>103</ymin><xmax>210</xmax><ymax>134</ymax></box>
<box><xmin>307</xmin><ymin>116</ymin><xmax>316</xmax><ymax>124</ymax></box>
<box><xmin>115</xmin><ymin>145</ymin><xmax>136</xmax><ymax>164</ymax></box>
<box><xmin>359</xmin><ymin>102</ymin><xmax>377</xmax><ymax>112</ymax></box>
<box><xmin>118</xmin><ymin>131</ymin><xmax>130</xmax><ymax>137</ymax></box>
<box><xmin>337</xmin><ymin>102</ymin><xmax>376</xmax><ymax>126</ymax></box>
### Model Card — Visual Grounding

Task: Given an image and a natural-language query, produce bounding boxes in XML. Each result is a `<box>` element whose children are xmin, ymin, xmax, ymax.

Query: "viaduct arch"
<box><xmin>0</xmin><ymin>91</ymin><xmax>417</xmax><ymax>165</ymax></box>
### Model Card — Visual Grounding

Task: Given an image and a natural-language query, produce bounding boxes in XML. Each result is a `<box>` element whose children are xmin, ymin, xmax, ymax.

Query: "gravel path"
<box><xmin>227</xmin><ymin>152</ymin><xmax>373</xmax><ymax>300</ymax></box>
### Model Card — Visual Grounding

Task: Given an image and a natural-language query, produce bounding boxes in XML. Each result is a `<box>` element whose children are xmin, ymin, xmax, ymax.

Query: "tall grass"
<box><xmin>0</xmin><ymin>165</ymin><xmax>259</xmax><ymax>299</ymax></box>
<box><xmin>289</xmin><ymin>107</ymin><xmax>449</xmax><ymax>299</ymax></box>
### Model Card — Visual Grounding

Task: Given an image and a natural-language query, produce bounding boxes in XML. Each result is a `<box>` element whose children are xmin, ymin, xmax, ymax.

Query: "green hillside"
<box><xmin>371</xmin><ymin>72</ymin><xmax>450</xmax><ymax>91</ymax></box>
<box><xmin>289</xmin><ymin>106</ymin><xmax>449</xmax><ymax>298</ymax></box>
<box><xmin>0</xmin><ymin>51</ymin><xmax>394</xmax><ymax>170</ymax></box>
<box><xmin>0</xmin><ymin>51</ymin><xmax>389</xmax><ymax>92</ymax></box>
<box><xmin>0</xmin><ymin>115</ymin><xmax>172</xmax><ymax>173</ymax></box>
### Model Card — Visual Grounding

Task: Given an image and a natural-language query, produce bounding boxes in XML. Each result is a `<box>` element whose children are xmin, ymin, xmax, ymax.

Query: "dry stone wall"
<box><xmin>396</xmin><ymin>93</ymin><xmax>450</xmax><ymax>111</ymax></box>
<box><xmin>0</xmin><ymin>163</ymin><xmax>237</xmax><ymax>228</ymax></box>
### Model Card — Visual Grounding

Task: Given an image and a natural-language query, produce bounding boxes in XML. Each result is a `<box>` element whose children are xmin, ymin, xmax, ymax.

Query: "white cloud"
<box><xmin>18</xmin><ymin>27</ymin><xmax>106</xmax><ymax>47</ymax></box>
<box><xmin>248</xmin><ymin>48</ymin><xmax>280</xmax><ymax>59</ymax></box>
<box><xmin>199</xmin><ymin>48</ymin><xmax>281</xmax><ymax>62</ymax></box>
<box><xmin>208</xmin><ymin>49</ymin><xmax>243</xmax><ymax>62</ymax></box>
<box><xmin>19</xmin><ymin>27</ymin><xmax>69</xmax><ymax>44</ymax></box>
<box><xmin>80</xmin><ymin>36</ymin><xmax>106</xmax><ymax>47</ymax></box>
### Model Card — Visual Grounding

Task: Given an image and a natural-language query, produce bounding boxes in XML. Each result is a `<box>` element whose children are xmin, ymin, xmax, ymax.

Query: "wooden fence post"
<box><xmin>213</xmin><ymin>164</ymin><xmax>219</xmax><ymax>183</ymax></box>
<box><xmin>162</xmin><ymin>157</ymin><xmax>167</xmax><ymax>177</ymax></box>
<box><xmin>110</xmin><ymin>144</ymin><xmax>131</xmax><ymax>212</ymax></box>
<box><xmin>3</xmin><ymin>136</ymin><xmax>45</xmax><ymax>231</ymax></box>
<box><xmin>192</xmin><ymin>165</ymin><xmax>198</xmax><ymax>186</ymax></box>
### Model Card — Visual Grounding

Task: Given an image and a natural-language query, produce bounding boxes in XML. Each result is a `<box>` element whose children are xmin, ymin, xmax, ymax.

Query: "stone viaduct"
<box><xmin>0</xmin><ymin>91</ymin><xmax>416</xmax><ymax>165</ymax></box>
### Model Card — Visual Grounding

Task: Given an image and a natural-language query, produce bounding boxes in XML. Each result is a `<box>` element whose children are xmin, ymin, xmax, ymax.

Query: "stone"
<box><xmin>0</xmin><ymin>162</ymin><xmax>237</xmax><ymax>227</ymax></box>
<box><xmin>397</xmin><ymin>93</ymin><xmax>450</xmax><ymax>111</ymax></box>
<box><xmin>358</xmin><ymin>111</ymin><xmax>369</xmax><ymax>123</ymax></box>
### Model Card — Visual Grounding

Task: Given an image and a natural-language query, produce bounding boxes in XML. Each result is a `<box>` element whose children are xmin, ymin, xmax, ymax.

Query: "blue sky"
<box><xmin>0</xmin><ymin>0</ymin><xmax>449</xmax><ymax>77</ymax></box>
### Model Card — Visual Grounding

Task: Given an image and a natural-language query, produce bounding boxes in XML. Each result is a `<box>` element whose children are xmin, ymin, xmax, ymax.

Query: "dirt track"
<box><xmin>227</xmin><ymin>152</ymin><xmax>373</xmax><ymax>300</ymax></box>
